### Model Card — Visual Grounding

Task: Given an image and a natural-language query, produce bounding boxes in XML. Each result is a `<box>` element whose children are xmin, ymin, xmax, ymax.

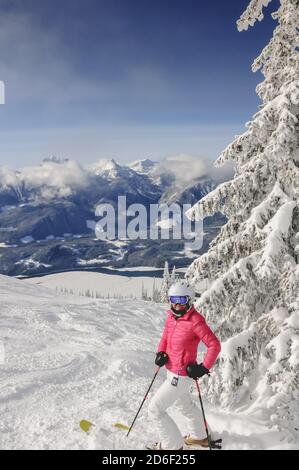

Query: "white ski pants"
<box><xmin>148</xmin><ymin>370</ymin><xmax>207</xmax><ymax>450</ymax></box>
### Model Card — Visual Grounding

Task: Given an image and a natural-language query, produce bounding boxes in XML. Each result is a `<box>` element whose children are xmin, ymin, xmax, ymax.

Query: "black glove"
<box><xmin>186</xmin><ymin>362</ymin><xmax>210</xmax><ymax>379</ymax></box>
<box><xmin>155</xmin><ymin>351</ymin><xmax>168</xmax><ymax>367</ymax></box>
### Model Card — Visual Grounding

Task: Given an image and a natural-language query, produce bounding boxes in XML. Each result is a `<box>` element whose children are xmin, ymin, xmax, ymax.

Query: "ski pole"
<box><xmin>194</xmin><ymin>379</ymin><xmax>212</xmax><ymax>451</ymax></box>
<box><xmin>126</xmin><ymin>367</ymin><xmax>160</xmax><ymax>438</ymax></box>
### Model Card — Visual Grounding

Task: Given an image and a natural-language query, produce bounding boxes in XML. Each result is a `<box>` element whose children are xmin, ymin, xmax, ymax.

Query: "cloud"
<box><xmin>0</xmin><ymin>159</ymin><xmax>91</xmax><ymax>199</ymax></box>
<box><xmin>0</xmin><ymin>9</ymin><xmax>116</xmax><ymax>106</ymax></box>
<box><xmin>20</xmin><ymin>159</ymin><xmax>90</xmax><ymax>191</ymax></box>
<box><xmin>0</xmin><ymin>8</ymin><xmax>175</xmax><ymax>110</ymax></box>
<box><xmin>0</xmin><ymin>149</ymin><xmax>234</xmax><ymax>203</ymax></box>
<box><xmin>158</xmin><ymin>153</ymin><xmax>234</xmax><ymax>184</ymax></box>
<box><xmin>0</xmin><ymin>166</ymin><xmax>19</xmax><ymax>187</ymax></box>
<box><xmin>0</xmin><ymin>11</ymin><xmax>68</xmax><ymax>102</ymax></box>
<box><xmin>0</xmin><ymin>123</ymin><xmax>242</xmax><ymax>171</ymax></box>
<box><xmin>159</xmin><ymin>154</ymin><xmax>208</xmax><ymax>183</ymax></box>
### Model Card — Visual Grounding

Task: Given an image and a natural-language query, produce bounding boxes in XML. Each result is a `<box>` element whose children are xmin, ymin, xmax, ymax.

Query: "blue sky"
<box><xmin>0</xmin><ymin>0</ymin><xmax>279</xmax><ymax>168</ymax></box>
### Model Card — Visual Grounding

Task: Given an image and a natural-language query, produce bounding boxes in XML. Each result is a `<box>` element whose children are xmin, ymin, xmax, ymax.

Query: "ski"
<box><xmin>80</xmin><ymin>420</ymin><xmax>222</xmax><ymax>449</ymax></box>
<box><xmin>80</xmin><ymin>420</ymin><xmax>94</xmax><ymax>434</ymax></box>
<box><xmin>114</xmin><ymin>423</ymin><xmax>130</xmax><ymax>431</ymax></box>
<box><xmin>79</xmin><ymin>420</ymin><xmax>129</xmax><ymax>434</ymax></box>
<box><xmin>186</xmin><ymin>439</ymin><xmax>222</xmax><ymax>450</ymax></box>
<box><xmin>185</xmin><ymin>438</ymin><xmax>222</xmax><ymax>450</ymax></box>
<box><xmin>146</xmin><ymin>438</ymin><xmax>222</xmax><ymax>451</ymax></box>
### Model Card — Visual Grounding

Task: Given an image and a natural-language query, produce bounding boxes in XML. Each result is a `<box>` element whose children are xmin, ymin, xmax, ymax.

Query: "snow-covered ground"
<box><xmin>0</xmin><ymin>274</ymin><xmax>297</xmax><ymax>450</ymax></box>
<box><xmin>106</xmin><ymin>266</ymin><xmax>164</xmax><ymax>272</ymax></box>
<box><xmin>24</xmin><ymin>271</ymin><xmax>163</xmax><ymax>300</ymax></box>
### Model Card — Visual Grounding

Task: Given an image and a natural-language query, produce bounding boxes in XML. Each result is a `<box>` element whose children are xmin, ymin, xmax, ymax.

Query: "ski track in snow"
<box><xmin>0</xmin><ymin>275</ymin><xmax>297</xmax><ymax>450</ymax></box>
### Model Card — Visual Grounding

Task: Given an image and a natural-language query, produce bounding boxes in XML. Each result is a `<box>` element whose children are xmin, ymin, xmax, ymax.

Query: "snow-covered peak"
<box><xmin>42</xmin><ymin>156</ymin><xmax>69</xmax><ymax>165</ymax></box>
<box><xmin>128</xmin><ymin>158</ymin><xmax>158</xmax><ymax>174</ymax></box>
<box><xmin>89</xmin><ymin>158</ymin><xmax>129</xmax><ymax>179</ymax></box>
<box><xmin>91</xmin><ymin>158</ymin><xmax>119</xmax><ymax>172</ymax></box>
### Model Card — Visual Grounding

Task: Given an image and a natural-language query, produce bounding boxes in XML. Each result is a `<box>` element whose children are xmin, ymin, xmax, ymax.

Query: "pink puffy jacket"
<box><xmin>157</xmin><ymin>305</ymin><xmax>221</xmax><ymax>376</ymax></box>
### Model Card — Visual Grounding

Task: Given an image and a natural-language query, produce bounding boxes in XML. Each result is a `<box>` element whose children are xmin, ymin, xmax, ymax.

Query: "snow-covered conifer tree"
<box><xmin>170</xmin><ymin>265</ymin><xmax>177</xmax><ymax>284</ymax></box>
<box><xmin>160</xmin><ymin>261</ymin><xmax>171</xmax><ymax>302</ymax></box>
<box><xmin>141</xmin><ymin>281</ymin><xmax>148</xmax><ymax>301</ymax></box>
<box><xmin>152</xmin><ymin>278</ymin><xmax>161</xmax><ymax>302</ymax></box>
<box><xmin>186</xmin><ymin>0</ymin><xmax>299</xmax><ymax>435</ymax></box>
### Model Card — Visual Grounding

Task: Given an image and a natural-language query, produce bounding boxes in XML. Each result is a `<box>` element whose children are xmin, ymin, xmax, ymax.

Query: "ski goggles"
<box><xmin>169</xmin><ymin>295</ymin><xmax>189</xmax><ymax>305</ymax></box>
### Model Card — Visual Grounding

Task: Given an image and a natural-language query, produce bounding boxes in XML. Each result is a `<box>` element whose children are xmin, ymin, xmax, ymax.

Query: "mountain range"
<box><xmin>0</xmin><ymin>156</ymin><xmax>227</xmax><ymax>276</ymax></box>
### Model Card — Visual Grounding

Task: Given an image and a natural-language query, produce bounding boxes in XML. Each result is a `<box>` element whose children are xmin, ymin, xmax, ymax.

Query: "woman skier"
<box><xmin>147</xmin><ymin>281</ymin><xmax>221</xmax><ymax>450</ymax></box>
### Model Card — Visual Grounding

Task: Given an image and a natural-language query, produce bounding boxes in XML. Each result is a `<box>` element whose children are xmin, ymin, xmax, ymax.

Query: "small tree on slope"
<box><xmin>186</xmin><ymin>0</ymin><xmax>299</xmax><ymax>434</ymax></box>
<box><xmin>160</xmin><ymin>261</ymin><xmax>171</xmax><ymax>303</ymax></box>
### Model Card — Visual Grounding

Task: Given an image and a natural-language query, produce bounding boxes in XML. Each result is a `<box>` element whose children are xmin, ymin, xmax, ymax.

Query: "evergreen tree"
<box><xmin>85</xmin><ymin>289</ymin><xmax>91</xmax><ymax>298</ymax></box>
<box><xmin>152</xmin><ymin>277</ymin><xmax>161</xmax><ymax>303</ymax></box>
<box><xmin>160</xmin><ymin>261</ymin><xmax>171</xmax><ymax>302</ymax></box>
<box><xmin>171</xmin><ymin>265</ymin><xmax>177</xmax><ymax>284</ymax></box>
<box><xmin>141</xmin><ymin>281</ymin><xmax>148</xmax><ymax>300</ymax></box>
<box><xmin>186</xmin><ymin>0</ymin><xmax>299</xmax><ymax>434</ymax></box>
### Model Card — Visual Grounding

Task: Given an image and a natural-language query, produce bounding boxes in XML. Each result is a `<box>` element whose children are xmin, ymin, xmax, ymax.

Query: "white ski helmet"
<box><xmin>168</xmin><ymin>281</ymin><xmax>195</xmax><ymax>301</ymax></box>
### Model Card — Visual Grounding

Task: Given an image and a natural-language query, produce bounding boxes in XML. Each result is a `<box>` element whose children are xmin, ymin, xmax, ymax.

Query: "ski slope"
<box><xmin>0</xmin><ymin>275</ymin><xmax>297</xmax><ymax>450</ymax></box>
<box><xmin>25</xmin><ymin>270</ymin><xmax>163</xmax><ymax>300</ymax></box>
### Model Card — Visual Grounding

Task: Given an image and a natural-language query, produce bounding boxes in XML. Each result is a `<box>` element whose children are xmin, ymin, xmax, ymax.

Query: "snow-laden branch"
<box><xmin>237</xmin><ymin>0</ymin><xmax>273</xmax><ymax>31</ymax></box>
